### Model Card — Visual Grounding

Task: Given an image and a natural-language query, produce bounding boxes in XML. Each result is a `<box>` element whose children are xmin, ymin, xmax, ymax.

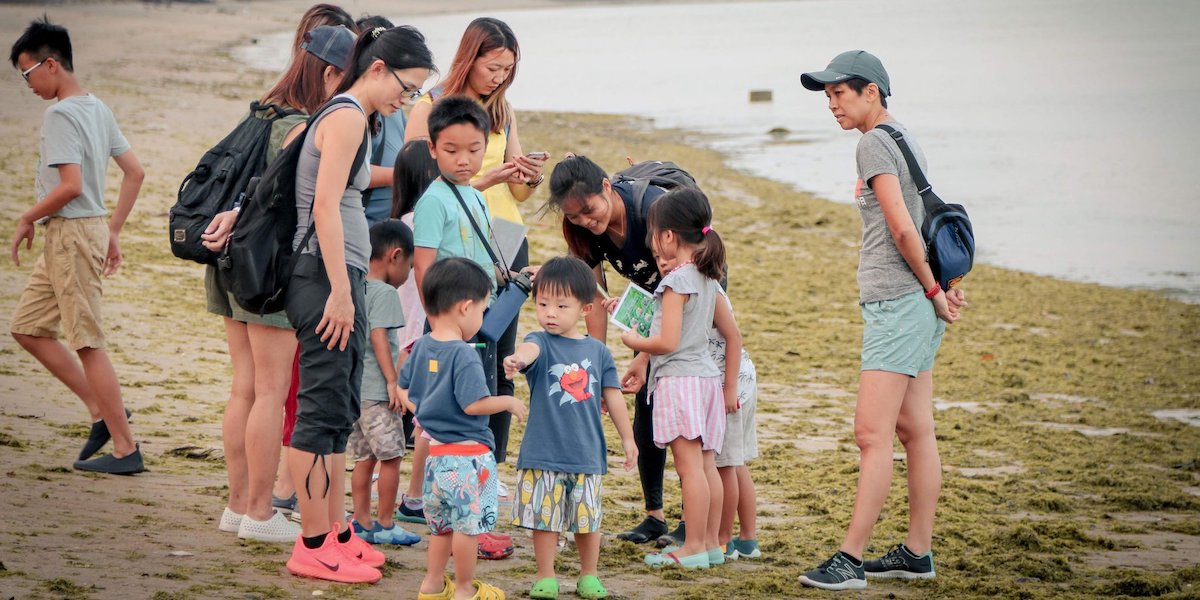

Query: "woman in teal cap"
<box><xmin>796</xmin><ymin>50</ymin><xmax>966</xmax><ymax>591</ymax></box>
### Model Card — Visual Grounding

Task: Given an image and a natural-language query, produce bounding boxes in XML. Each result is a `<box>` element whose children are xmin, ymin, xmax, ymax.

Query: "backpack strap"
<box><xmin>296</xmin><ymin>96</ymin><xmax>371</xmax><ymax>255</ymax></box>
<box><xmin>444</xmin><ymin>178</ymin><xmax>509</xmax><ymax>283</ymax></box>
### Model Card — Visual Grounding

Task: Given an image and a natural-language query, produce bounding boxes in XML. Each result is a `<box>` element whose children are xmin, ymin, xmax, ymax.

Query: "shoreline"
<box><xmin>0</xmin><ymin>1</ymin><xmax>1197</xmax><ymax>599</ymax></box>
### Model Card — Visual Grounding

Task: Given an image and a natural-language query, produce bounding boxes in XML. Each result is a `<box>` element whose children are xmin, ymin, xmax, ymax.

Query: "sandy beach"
<box><xmin>1</xmin><ymin>1</ymin><xmax>1198</xmax><ymax>598</ymax></box>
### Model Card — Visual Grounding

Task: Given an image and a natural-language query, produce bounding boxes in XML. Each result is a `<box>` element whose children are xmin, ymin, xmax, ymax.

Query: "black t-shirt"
<box><xmin>583</xmin><ymin>181</ymin><xmax>666</xmax><ymax>292</ymax></box>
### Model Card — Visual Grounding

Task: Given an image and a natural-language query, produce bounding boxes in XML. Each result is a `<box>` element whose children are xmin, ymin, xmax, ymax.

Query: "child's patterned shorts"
<box><xmin>511</xmin><ymin>469</ymin><xmax>603</xmax><ymax>533</ymax></box>
<box><xmin>423</xmin><ymin>443</ymin><xmax>498</xmax><ymax>536</ymax></box>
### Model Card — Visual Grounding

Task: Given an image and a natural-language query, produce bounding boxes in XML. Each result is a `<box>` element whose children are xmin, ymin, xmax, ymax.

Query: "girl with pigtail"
<box><xmin>619</xmin><ymin>187</ymin><xmax>738</xmax><ymax>570</ymax></box>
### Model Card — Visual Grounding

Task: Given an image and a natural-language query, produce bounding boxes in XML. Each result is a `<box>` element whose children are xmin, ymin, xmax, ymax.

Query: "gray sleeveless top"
<box><xmin>647</xmin><ymin>262</ymin><xmax>721</xmax><ymax>393</ymax></box>
<box><xmin>292</xmin><ymin>93</ymin><xmax>372</xmax><ymax>272</ymax></box>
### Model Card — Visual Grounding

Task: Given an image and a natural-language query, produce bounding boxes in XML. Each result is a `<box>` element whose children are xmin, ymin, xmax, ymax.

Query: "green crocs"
<box><xmin>575</xmin><ymin>575</ymin><xmax>608</xmax><ymax>599</ymax></box>
<box><xmin>530</xmin><ymin>577</ymin><xmax>559</xmax><ymax>599</ymax></box>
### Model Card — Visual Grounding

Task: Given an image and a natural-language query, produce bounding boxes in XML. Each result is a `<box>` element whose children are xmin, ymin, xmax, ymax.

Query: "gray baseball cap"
<box><xmin>801</xmin><ymin>50</ymin><xmax>891</xmax><ymax>97</ymax></box>
<box><xmin>301</xmin><ymin>25</ymin><xmax>356</xmax><ymax>71</ymax></box>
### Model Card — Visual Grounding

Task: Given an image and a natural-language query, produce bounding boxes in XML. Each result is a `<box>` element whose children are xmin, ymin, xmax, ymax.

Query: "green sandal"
<box><xmin>575</xmin><ymin>575</ymin><xmax>608</xmax><ymax>599</ymax></box>
<box><xmin>530</xmin><ymin>577</ymin><xmax>559</xmax><ymax>599</ymax></box>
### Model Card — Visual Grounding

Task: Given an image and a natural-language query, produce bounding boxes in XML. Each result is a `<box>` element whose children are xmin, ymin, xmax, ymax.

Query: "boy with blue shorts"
<box><xmin>401</xmin><ymin>257</ymin><xmax>526</xmax><ymax>600</ymax></box>
<box><xmin>502</xmin><ymin>256</ymin><xmax>637</xmax><ymax>600</ymax></box>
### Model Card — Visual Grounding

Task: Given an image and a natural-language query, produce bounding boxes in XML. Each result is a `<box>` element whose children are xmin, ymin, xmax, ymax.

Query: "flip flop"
<box><xmin>530</xmin><ymin>577</ymin><xmax>559</xmax><ymax>599</ymax></box>
<box><xmin>575</xmin><ymin>575</ymin><xmax>608</xmax><ymax>599</ymax></box>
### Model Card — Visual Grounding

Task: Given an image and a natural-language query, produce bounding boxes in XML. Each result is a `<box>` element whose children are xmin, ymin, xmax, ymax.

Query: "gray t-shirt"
<box><xmin>855</xmin><ymin>121</ymin><xmax>928</xmax><ymax>304</ymax></box>
<box><xmin>400</xmin><ymin>336</ymin><xmax>494</xmax><ymax>449</ymax></box>
<box><xmin>38</xmin><ymin>94</ymin><xmax>130</xmax><ymax>219</ymax></box>
<box><xmin>360</xmin><ymin>279</ymin><xmax>406</xmax><ymax>402</ymax></box>
<box><xmin>648</xmin><ymin>263</ymin><xmax>720</xmax><ymax>393</ymax></box>
<box><xmin>293</xmin><ymin>94</ymin><xmax>372</xmax><ymax>272</ymax></box>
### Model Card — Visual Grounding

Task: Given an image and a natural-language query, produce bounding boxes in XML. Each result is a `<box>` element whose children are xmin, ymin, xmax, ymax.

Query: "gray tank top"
<box><xmin>293</xmin><ymin>94</ymin><xmax>372</xmax><ymax>272</ymax></box>
<box><xmin>648</xmin><ymin>263</ymin><xmax>721</xmax><ymax>393</ymax></box>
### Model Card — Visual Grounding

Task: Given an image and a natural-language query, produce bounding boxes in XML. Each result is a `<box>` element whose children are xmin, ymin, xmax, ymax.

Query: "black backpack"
<box><xmin>219</xmin><ymin>96</ymin><xmax>369</xmax><ymax>315</ymax></box>
<box><xmin>876</xmin><ymin>124</ymin><xmax>975</xmax><ymax>290</ymax></box>
<box><xmin>170</xmin><ymin>102</ymin><xmax>298</xmax><ymax>265</ymax></box>
<box><xmin>611</xmin><ymin>160</ymin><xmax>699</xmax><ymax>215</ymax></box>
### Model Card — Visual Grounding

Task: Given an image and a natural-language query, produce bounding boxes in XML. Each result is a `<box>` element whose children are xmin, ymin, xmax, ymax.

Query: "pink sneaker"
<box><xmin>340</xmin><ymin>524</ymin><xmax>387</xmax><ymax>568</ymax></box>
<box><xmin>287</xmin><ymin>525</ymin><xmax>381</xmax><ymax>584</ymax></box>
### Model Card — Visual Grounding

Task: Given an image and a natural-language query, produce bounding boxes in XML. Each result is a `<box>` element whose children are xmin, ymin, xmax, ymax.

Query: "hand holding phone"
<box><xmin>526</xmin><ymin>151</ymin><xmax>548</xmax><ymax>160</ymax></box>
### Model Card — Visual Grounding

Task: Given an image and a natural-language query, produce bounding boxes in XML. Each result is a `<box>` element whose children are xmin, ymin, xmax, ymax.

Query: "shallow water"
<box><xmin>238</xmin><ymin>0</ymin><xmax>1200</xmax><ymax>301</ymax></box>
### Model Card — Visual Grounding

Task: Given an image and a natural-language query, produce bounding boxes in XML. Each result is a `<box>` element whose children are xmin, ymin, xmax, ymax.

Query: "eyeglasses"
<box><xmin>389</xmin><ymin>70</ymin><xmax>422</xmax><ymax>101</ymax></box>
<box><xmin>20</xmin><ymin>60</ymin><xmax>44</xmax><ymax>82</ymax></box>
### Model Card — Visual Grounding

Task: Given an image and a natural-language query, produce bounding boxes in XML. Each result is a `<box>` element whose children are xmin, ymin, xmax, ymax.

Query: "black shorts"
<box><xmin>286</xmin><ymin>253</ymin><xmax>368</xmax><ymax>455</ymax></box>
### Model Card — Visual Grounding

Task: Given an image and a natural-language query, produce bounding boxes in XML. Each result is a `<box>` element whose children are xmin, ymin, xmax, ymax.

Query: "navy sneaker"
<box><xmin>271</xmin><ymin>493</ymin><xmax>297</xmax><ymax>513</ymax></box>
<box><xmin>395</xmin><ymin>495</ymin><xmax>426</xmax><ymax>524</ymax></box>
<box><xmin>864</xmin><ymin>544</ymin><xmax>935</xmax><ymax>579</ymax></box>
<box><xmin>615</xmin><ymin>516</ymin><xmax>668</xmax><ymax>544</ymax></box>
<box><xmin>78</xmin><ymin>409</ymin><xmax>132</xmax><ymax>461</ymax></box>
<box><xmin>799</xmin><ymin>551</ymin><xmax>867</xmax><ymax>591</ymax></box>
<box><xmin>73</xmin><ymin>443</ymin><xmax>144</xmax><ymax>475</ymax></box>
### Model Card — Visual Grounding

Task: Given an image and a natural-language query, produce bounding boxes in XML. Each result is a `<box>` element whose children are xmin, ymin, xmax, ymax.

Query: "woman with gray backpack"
<box><xmin>796</xmin><ymin>50</ymin><xmax>967</xmax><ymax>591</ymax></box>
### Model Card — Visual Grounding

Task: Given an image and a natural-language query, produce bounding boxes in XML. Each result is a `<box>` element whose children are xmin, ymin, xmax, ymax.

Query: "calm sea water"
<box><xmin>238</xmin><ymin>0</ymin><xmax>1200</xmax><ymax>301</ymax></box>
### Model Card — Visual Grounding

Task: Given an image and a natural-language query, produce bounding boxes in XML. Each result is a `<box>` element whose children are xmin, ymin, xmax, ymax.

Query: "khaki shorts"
<box><xmin>204</xmin><ymin>265</ymin><xmax>292</xmax><ymax>330</ymax></box>
<box><xmin>348</xmin><ymin>401</ymin><xmax>407</xmax><ymax>462</ymax></box>
<box><xmin>10</xmin><ymin>217</ymin><xmax>107</xmax><ymax>350</ymax></box>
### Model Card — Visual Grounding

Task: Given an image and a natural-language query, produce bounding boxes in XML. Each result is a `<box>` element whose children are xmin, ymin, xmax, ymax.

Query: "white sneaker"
<box><xmin>238</xmin><ymin>509</ymin><xmax>302</xmax><ymax>543</ymax></box>
<box><xmin>219</xmin><ymin>507</ymin><xmax>243</xmax><ymax>533</ymax></box>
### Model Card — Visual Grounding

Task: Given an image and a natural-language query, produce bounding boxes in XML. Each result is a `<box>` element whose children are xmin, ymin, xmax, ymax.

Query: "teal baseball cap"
<box><xmin>801</xmin><ymin>50</ymin><xmax>891</xmax><ymax>97</ymax></box>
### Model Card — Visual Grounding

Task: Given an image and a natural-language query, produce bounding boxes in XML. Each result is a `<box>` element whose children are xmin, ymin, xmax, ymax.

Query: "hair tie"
<box><xmin>701</xmin><ymin>225</ymin><xmax>712</xmax><ymax>235</ymax></box>
<box><xmin>371</xmin><ymin>26</ymin><xmax>386</xmax><ymax>39</ymax></box>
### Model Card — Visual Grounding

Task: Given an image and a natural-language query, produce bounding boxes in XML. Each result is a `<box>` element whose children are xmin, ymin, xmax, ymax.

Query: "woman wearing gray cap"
<box><xmin>796</xmin><ymin>50</ymin><xmax>965</xmax><ymax>591</ymax></box>
<box><xmin>198</xmin><ymin>17</ymin><xmax>358</xmax><ymax>545</ymax></box>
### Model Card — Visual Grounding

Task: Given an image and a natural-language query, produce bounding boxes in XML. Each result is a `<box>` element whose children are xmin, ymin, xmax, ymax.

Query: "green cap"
<box><xmin>801</xmin><ymin>50</ymin><xmax>891</xmax><ymax>97</ymax></box>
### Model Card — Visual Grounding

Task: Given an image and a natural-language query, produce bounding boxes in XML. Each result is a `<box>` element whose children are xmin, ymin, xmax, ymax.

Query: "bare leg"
<box><xmin>377</xmin><ymin>458</ymin><xmax>401</xmax><ymax>528</ymax></box>
<box><xmin>533</xmin><ymin>530</ymin><xmax>558</xmax><ymax>580</ymax></box>
<box><xmin>327</xmin><ymin>453</ymin><xmax>347</xmax><ymax>529</ymax></box>
<box><xmin>406</xmin><ymin>432</ymin><xmax>429</xmax><ymax>498</ymax></box>
<box><xmin>668</xmin><ymin>438</ymin><xmax>709</xmax><ymax>557</ymax></box>
<box><xmin>895</xmin><ymin>370</ymin><xmax>940</xmax><ymax>555</ymax></box>
<box><xmin>735</xmin><ymin>466</ymin><xmax>757</xmax><ymax>540</ymax></box>
<box><xmin>272</xmin><ymin>450</ymin><xmax>295</xmax><ymax>500</ymax></box>
<box><xmin>220</xmin><ymin>319</ymin><xmax>254</xmax><ymax>514</ymax></box>
<box><xmin>576</xmin><ymin>531</ymin><xmax>601</xmax><ymax>577</ymax></box>
<box><xmin>350</xmin><ymin>457</ymin><xmax>377</xmax><ymax>529</ymax></box>
<box><xmin>420</xmin><ymin>533</ymin><xmax>453</xmax><ymax>594</ymax></box>
<box><xmin>840</xmin><ymin>370</ymin><xmax>909</xmax><ymax>559</ymax></box>
<box><xmin>289</xmin><ymin>447</ymin><xmax>332</xmax><ymax>538</ymax></box>
<box><xmin>452</xmin><ymin>532</ymin><xmax>480</xmax><ymax>600</ymax></box>
<box><xmin>702</xmin><ymin>451</ymin><xmax>722</xmax><ymax>550</ymax></box>
<box><xmin>11</xmin><ymin>333</ymin><xmax>100</xmax><ymax>420</ymax></box>
<box><xmin>243</xmin><ymin>324</ymin><xmax>295</xmax><ymax>521</ymax></box>
<box><xmin>717</xmin><ymin>466</ymin><xmax>738</xmax><ymax>546</ymax></box>
<box><xmin>76</xmin><ymin>347</ymin><xmax>134</xmax><ymax>456</ymax></box>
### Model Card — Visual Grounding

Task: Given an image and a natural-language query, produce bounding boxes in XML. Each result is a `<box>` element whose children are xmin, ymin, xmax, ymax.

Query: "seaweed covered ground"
<box><xmin>1</xmin><ymin>1</ymin><xmax>1198</xmax><ymax>599</ymax></box>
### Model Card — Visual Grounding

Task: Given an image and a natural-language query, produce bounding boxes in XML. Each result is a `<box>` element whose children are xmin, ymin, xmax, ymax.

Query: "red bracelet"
<box><xmin>924</xmin><ymin>283</ymin><xmax>942</xmax><ymax>299</ymax></box>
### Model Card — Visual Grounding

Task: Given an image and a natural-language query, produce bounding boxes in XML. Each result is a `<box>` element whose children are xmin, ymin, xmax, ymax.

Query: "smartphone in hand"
<box><xmin>526</xmin><ymin>151</ymin><xmax>548</xmax><ymax>160</ymax></box>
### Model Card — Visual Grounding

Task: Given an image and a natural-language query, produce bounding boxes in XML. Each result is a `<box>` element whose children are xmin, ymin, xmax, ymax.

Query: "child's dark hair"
<box><xmin>336</xmin><ymin>25</ymin><xmax>436</xmax><ymax>96</ymax></box>
<box><xmin>369</xmin><ymin>219</ymin><xmax>413</xmax><ymax>260</ymax></box>
<box><xmin>533</xmin><ymin>256</ymin><xmax>596</xmax><ymax>305</ymax></box>
<box><xmin>647</xmin><ymin>187</ymin><xmax>726</xmax><ymax>281</ymax></box>
<box><xmin>427</xmin><ymin>95</ymin><xmax>491</xmax><ymax>145</ymax></box>
<box><xmin>845</xmin><ymin>77</ymin><xmax>887</xmax><ymax>109</ymax></box>
<box><xmin>422</xmin><ymin>258</ymin><xmax>492</xmax><ymax>316</ymax></box>
<box><xmin>355</xmin><ymin>15</ymin><xmax>392</xmax><ymax>31</ymax></box>
<box><xmin>391</xmin><ymin>140</ymin><xmax>439</xmax><ymax>218</ymax></box>
<box><xmin>545</xmin><ymin>155</ymin><xmax>609</xmax><ymax>263</ymax></box>
<box><xmin>10</xmin><ymin>16</ymin><xmax>72</xmax><ymax>71</ymax></box>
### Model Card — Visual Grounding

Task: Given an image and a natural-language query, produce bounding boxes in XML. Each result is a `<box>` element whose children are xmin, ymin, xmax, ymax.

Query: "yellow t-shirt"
<box><xmin>418</xmin><ymin>94</ymin><xmax>522</xmax><ymax>225</ymax></box>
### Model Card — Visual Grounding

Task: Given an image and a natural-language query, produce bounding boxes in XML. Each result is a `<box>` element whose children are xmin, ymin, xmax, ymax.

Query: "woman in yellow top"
<box><xmin>404</xmin><ymin>16</ymin><xmax>547</xmax><ymax>559</ymax></box>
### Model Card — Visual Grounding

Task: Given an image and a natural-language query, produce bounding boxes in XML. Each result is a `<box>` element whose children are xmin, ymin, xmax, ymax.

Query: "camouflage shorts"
<box><xmin>348</xmin><ymin>402</ymin><xmax>406</xmax><ymax>462</ymax></box>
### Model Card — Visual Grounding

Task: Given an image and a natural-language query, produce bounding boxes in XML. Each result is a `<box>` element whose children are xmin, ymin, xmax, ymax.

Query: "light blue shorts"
<box><xmin>423</xmin><ymin>444</ymin><xmax>498</xmax><ymax>536</ymax></box>
<box><xmin>861</xmin><ymin>290</ymin><xmax>946</xmax><ymax>377</ymax></box>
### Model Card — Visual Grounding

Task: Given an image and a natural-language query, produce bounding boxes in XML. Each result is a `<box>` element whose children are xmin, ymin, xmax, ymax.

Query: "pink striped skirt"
<box><xmin>652</xmin><ymin>375</ymin><xmax>726</xmax><ymax>451</ymax></box>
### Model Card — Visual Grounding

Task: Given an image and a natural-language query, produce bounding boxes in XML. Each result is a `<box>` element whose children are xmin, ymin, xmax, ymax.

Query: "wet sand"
<box><xmin>0</xmin><ymin>1</ymin><xmax>1197</xmax><ymax>598</ymax></box>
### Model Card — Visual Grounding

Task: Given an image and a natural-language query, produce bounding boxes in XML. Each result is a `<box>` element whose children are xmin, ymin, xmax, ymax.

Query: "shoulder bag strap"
<box><xmin>444</xmin><ymin>179</ymin><xmax>510</xmax><ymax>284</ymax></box>
<box><xmin>875</xmin><ymin>123</ymin><xmax>943</xmax><ymax>218</ymax></box>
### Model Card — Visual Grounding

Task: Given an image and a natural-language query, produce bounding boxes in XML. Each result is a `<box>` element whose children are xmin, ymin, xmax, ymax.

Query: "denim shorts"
<box><xmin>860</xmin><ymin>290</ymin><xmax>946</xmax><ymax>377</ymax></box>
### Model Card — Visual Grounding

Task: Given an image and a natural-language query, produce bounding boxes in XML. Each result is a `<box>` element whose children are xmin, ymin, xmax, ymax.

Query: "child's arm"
<box><xmin>412</xmin><ymin>247</ymin><xmax>437</xmax><ymax>311</ymax></box>
<box><xmin>103</xmin><ymin>150</ymin><xmax>145</xmax><ymax>276</ymax></box>
<box><xmin>464</xmin><ymin>394</ymin><xmax>527</xmax><ymax>422</ymax></box>
<box><xmin>370</xmin><ymin>327</ymin><xmax>401</xmax><ymax>411</ymax></box>
<box><xmin>11</xmin><ymin>163</ymin><xmax>82</xmax><ymax>266</ymax></box>
<box><xmin>502</xmin><ymin>341</ymin><xmax>541</xmax><ymax>380</ymax></box>
<box><xmin>621</xmin><ymin>289</ymin><xmax>685</xmax><ymax>355</ymax></box>
<box><xmin>397</xmin><ymin>385</ymin><xmax>416</xmax><ymax>414</ymax></box>
<box><xmin>620</xmin><ymin>353</ymin><xmax>651</xmax><ymax>394</ymax></box>
<box><xmin>713</xmin><ymin>298</ymin><xmax>743</xmax><ymax>414</ymax></box>
<box><xmin>602</xmin><ymin>387</ymin><xmax>639</xmax><ymax>471</ymax></box>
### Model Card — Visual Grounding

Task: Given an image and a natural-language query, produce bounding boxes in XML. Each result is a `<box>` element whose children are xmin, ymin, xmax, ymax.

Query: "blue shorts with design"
<box><xmin>423</xmin><ymin>443</ymin><xmax>498</xmax><ymax>536</ymax></box>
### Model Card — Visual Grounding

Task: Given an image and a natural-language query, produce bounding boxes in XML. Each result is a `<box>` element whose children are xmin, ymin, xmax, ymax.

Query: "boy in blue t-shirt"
<box><xmin>502</xmin><ymin>256</ymin><xmax>637</xmax><ymax>600</ymax></box>
<box><xmin>347</xmin><ymin>220</ymin><xmax>421</xmax><ymax>547</ymax></box>
<box><xmin>400</xmin><ymin>257</ymin><xmax>526</xmax><ymax>600</ymax></box>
